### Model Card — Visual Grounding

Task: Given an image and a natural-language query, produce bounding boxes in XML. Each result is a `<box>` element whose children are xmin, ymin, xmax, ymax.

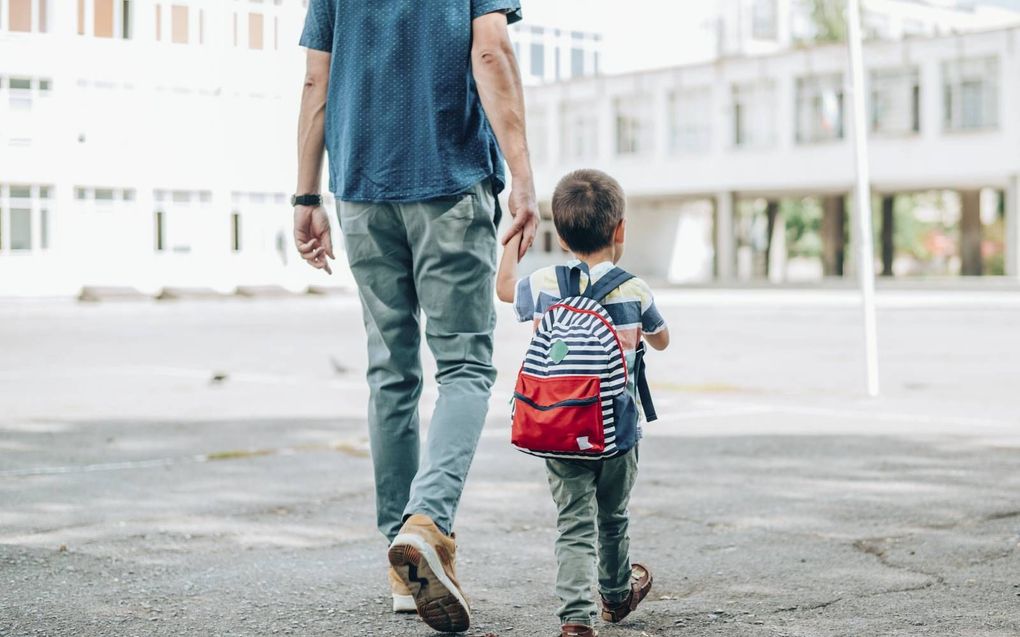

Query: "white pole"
<box><xmin>846</xmin><ymin>0</ymin><xmax>880</xmax><ymax>397</ymax></box>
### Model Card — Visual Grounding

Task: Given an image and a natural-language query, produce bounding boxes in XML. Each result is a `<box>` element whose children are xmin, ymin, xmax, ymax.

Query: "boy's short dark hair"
<box><xmin>551</xmin><ymin>169</ymin><xmax>626</xmax><ymax>255</ymax></box>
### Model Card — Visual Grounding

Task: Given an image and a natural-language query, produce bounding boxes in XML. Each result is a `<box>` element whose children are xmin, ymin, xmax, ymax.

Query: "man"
<box><xmin>293</xmin><ymin>1</ymin><xmax>538</xmax><ymax>633</ymax></box>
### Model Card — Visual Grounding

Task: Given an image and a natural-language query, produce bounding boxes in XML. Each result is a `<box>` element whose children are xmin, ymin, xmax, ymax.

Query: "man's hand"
<box><xmin>502</xmin><ymin>183</ymin><xmax>539</xmax><ymax>261</ymax></box>
<box><xmin>293</xmin><ymin>205</ymin><xmax>334</xmax><ymax>275</ymax></box>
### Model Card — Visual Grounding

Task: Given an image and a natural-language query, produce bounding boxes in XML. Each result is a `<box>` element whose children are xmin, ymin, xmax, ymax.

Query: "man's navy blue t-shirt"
<box><xmin>300</xmin><ymin>0</ymin><xmax>523</xmax><ymax>203</ymax></box>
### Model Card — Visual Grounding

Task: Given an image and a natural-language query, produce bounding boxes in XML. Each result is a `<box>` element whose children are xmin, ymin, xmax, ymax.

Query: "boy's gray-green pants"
<box><xmin>337</xmin><ymin>179</ymin><xmax>497</xmax><ymax>542</ymax></box>
<box><xmin>546</xmin><ymin>448</ymin><xmax>639</xmax><ymax>626</ymax></box>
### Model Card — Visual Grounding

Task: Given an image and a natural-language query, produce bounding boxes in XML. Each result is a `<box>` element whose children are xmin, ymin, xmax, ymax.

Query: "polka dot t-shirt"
<box><xmin>300</xmin><ymin>0</ymin><xmax>523</xmax><ymax>203</ymax></box>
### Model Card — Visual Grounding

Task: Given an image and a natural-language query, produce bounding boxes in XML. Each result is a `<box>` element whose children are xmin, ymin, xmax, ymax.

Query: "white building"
<box><xmin>716</xmin><ymin>0</ymin><xmax>1020</xmax><ymax>58</ymax></box>
<box><xmin>522</xmin><ymin>22</ymin><xmax>1020</xmax><ymax>282</ymax></box>
<box><xmin>0</xmin><ymin>0</ymin><xmax>602</xmax><ymax>298</ymax></box>
<box><xmin>2</xmin><ymin>1</ymin><xmax>1018</xmax><ymax>297</ymax></box>
<box><xmin>0</xmin><ymin>0</ymin><xmax>330</xmax><ymax>297</ymax></box>
<box><xmin>510</xmin><ymin>22</ymin><xmax>603</xmax><ymax>86</ymax></box>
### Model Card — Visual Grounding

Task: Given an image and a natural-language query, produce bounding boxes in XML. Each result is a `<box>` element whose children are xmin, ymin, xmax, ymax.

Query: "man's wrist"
<box><xmin>291</xmin><ymin>193</ymin><xmax>323</xmax><ymax>207</ymax></box>
<box><xmin>509</xmin><ymin>170</ymin><xmax>534</xmax><ymax>191</ymax></box>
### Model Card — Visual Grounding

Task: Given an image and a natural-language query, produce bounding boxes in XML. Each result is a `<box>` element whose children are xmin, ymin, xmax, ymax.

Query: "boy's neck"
<box><xmin>573</xmin><ymin>248</ymin><xmax>615</xmax><ymax>271</ymax></box>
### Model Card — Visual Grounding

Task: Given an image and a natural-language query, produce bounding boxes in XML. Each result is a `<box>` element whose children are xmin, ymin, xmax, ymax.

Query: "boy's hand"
<box><xmin>496</xmin><ymin>232</ymin><xmax>523</xmax><ymax>303</ymax></box>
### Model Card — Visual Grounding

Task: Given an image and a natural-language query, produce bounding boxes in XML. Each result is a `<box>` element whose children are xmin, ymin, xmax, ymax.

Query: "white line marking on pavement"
<box><xmin>0</xmin><ymin>455</ymin><xmax>205</xmax><ymax>478</ymax></box>
<box><xmin>652</xmin><ymin>289</ymin><xmax>1020</xmax><ymax>309</ymax></box>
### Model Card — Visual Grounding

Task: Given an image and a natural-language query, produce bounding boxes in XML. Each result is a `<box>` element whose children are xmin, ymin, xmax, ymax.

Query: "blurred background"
<box><xmin>1</xmin><ymin>0</ymin><xmax>1019</xmax><ymax>297</ymax></box>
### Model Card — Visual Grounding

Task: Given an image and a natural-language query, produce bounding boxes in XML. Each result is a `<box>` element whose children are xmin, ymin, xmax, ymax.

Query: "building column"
<box><xmin>821</xmin><ymin>195</ymin><xmax>846</xmax><ymax>277</ymax></box>
<box><xmin>714</xmin><ymin>192</ymin><xmax>736</xmax><ymax>281</ymax></box>
<box><xmin>1006</xmin><ymin>176</ymin><xmax>1020</xmax><ymax>278</ymax></box>
<box><xmin>959</xmin><ymin>189</ymin><xmax>982</xmax><ymax>276</ymax></box>
<box><xmin>880</xmin><ymin>194</ymin><xmax>895</xmax><ymax>277</ymax></box>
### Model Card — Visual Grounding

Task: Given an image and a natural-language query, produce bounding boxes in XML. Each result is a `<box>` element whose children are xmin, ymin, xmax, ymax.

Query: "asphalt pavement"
<box><xmin>1</xmin><ymin>291</ymin><xmax>1018</xmax><ymax>636</ymax></box>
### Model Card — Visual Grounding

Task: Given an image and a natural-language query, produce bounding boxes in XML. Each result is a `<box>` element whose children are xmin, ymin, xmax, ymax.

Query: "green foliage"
<box><xmin>806</xmin><ymin>0</ymin><xmax>847</xmax><ymax>43</ymax></box>
<box><xmin>781</xmin><ymin>197</ymin><xmax>823</xmax><ymax>258</ymax></box>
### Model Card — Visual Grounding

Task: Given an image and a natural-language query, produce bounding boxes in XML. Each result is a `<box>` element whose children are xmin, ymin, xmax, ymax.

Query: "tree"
<box><xmin>806</xmin><ymin>0</ymin><xmax>847</xmax><ymax>42</ymax></box>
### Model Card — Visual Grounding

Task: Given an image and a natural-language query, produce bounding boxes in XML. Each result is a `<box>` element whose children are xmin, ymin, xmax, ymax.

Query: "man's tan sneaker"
<box><xmin>388</xmin><ymin>567</ymin><xmax>417</xmax><ymax>613</ymax></box>
<box><xmin>387</xmin><ymin>514</ymin><xmax>470</xmax><ymax>632</ymax></box>
<box><xmin>560</xmin><ymin>624</ymin><xmax>597</xmax><ymax>637</ymax></box>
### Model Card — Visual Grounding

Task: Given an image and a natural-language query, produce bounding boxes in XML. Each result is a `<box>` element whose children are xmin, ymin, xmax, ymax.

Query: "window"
<box><xmin>8</xmin><ymin>77</ymin><xmax>33</xmax><ymax>109</ymax></box>
<box><xmin>560</xmin><ymin>100</ymin><xmax>599</xmax><ymax>160</ymax></box>
<box><xmin>231</xmin><ymin>213</ymin><xmax>241</xmax><ymax>252</ymax></box>
<box><xmin>570</xmin><ymin>48</ymin><xmax>584</xmax><ymax>78</ymax></box>
<box><xmin>77</xmin><ymin>0</ymin><xmax>132</xmax><ymax>38</ymax></box>
<box><xmin>871</xmin><ymin>67</ymin><xmax>920</xmax><ymax>135</ymax></box>
<box><xmin>732</xmin><ymin>81</ymin><xmax>777</xmax><ymax>148</ymax></box>
<box><xmin>944</xmin><ymin>57</ymin><xmax>999</xmax><ymax>131</ymax></box>
<box><xmin>40</xmin><ymin>208</ymin><xmax>49</xmax><ymax>249</ymax></box>
<box><xmin>10</xmin><ymin>209</ymin><xmax>31</xmax><ymax>251</ymax></box>
<box><xmin>155</xmin><ymin>211</ymin><xmax>165</xmax><ymax>251</ymax></box>
<box><xmin>669</xmin><ymin>88</ymin><xmax>713</xmax><ymax>153</ymax></box>
<box><xmin>795</xmin><ymin>74</ymin><xmax>844</xmax><ymax>143</ymax></box>
<box><xmin>8</xmin><ymin>0</ymin><xmax>47</xmax><ymax>33</ymax></box>
<box><xmin>95</xmin><ymin>0</ymin><xmax>113</xmax><ymax>38</ymax></box>
<box><xmin>122</xmin><ymin>0</ymin><xmax>132</xmax><ymax>39</ymax></box>
<box><xmin>529</xmin><ymin>42</ymin><xmax>545</xmax><ymax>78</ymax></box>
<box><xmin>171</xmin><ymin>4</ymin><xmax>188</xmax><ymax>43</ymax></box>
<box><xmin>752</xmin><ymin>0</ymin><xmax>778</xmax><ymax>40</ymax></box>
<box><xmin>615</xmin><ymin>95</ymin><xmax>652</xmax><ymax>156</ymax></box>
<box><xmin>249</xmin><ymin>12</ymin><xmax>264</xmax><ymax>49</ymax></box>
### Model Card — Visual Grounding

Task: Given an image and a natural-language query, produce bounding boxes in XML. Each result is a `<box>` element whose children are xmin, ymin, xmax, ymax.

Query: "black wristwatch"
<box><xmin>291</xmin><ymin>193</ymin><xmax>323</xmax><ymax>207</ymax></box>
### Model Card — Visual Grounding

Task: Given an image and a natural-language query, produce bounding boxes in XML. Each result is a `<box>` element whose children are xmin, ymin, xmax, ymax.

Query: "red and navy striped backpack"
<box><xmin>511</xmin><ymin>263</ymin><xmax>657</xmax><ymax>460</ymax></box>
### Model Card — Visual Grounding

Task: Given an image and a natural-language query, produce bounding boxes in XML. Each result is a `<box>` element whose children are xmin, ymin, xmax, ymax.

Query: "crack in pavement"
<box><xmin>851</xmin><ymin>536</ymin><xmax>946</xmax><ymax>587</ymax></box>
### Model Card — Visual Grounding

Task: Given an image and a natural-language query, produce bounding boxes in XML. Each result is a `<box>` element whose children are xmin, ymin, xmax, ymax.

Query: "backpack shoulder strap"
<box><xmin>554</xmin><ymin>265</ymin><xmax>576</xmax><ymax>298</ymax></box>
<box><xmin>588</xmin><ymin>267</ymin><xmax>635</xmax><ymax>303</ymax></box>
<box><xmin>633</xmin><ymin>341</ymin><xmax>658</xmax><ymax>422</ymax></box>
<box><xmin>556</xmin><ymin>263</ymin><xmax>593</xmax><ymax>298</ymax></box>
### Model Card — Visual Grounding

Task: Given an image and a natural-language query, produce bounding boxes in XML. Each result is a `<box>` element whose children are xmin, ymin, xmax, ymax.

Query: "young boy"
<box><xmin>496</xmin><ymin>169</ymin><xmax>670</xmax><ymax>637</ymax></box>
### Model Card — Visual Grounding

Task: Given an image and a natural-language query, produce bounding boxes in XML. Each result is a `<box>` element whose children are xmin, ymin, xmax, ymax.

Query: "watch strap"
<box><xmin>291</xmin><ymin>193</ymin><xmax>323</xmax><ymax>207</ymax></box>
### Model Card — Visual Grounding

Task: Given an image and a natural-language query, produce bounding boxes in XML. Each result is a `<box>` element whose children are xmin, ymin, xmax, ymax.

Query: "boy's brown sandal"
<box><xmin>599</xmin><ymin>563</ymin><xmax>653</xmax><ymax>624</ymax></box>
<box><xmin>559</xmin><ymin>624</ymin><xmax>597</xmax><ymax>637</ymax></box>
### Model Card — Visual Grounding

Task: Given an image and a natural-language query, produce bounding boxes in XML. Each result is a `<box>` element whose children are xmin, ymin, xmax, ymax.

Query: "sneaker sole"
<box><xmin>388</xmin><ymin>534</ymin><xmax>470</xmax><ymax>633</ymax></box>
<box><xmin>392</xmin><ymin>593</ymin><xmax>417</xmax><ymax>614</ymax></box>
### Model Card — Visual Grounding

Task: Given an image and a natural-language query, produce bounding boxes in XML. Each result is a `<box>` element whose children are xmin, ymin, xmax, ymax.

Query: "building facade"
<box><xmin>522</xmin><ymin>25</ymin><xmax>1020</xmax><ymax>282</ymax></box>
<box><xmin>2</xmin><ymin>2</ymin><xmax>1018</xmax><ymax>297</ymax></box>
<box><xmin>0</xmin><ymin>0</ymin><xmax>327</xmax><ymax>296</ymax></box>
<box><xmin>0</xmin><ymin>0</ymin><xmax>602</xmax><ymax>298</ymax></box>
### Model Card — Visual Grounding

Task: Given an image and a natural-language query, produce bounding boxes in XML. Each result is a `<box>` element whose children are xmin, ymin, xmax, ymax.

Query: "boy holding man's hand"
<box><xmin>497</xmin><ymin>169</ymin><xmax>669</xmax><ymax>636</ymax></box>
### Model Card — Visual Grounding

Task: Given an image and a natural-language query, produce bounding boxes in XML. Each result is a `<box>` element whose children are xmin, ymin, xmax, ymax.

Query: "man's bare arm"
<box><xmin>294</xmin><ymin>49</ymin><xmax>334</xmax><ymax>274</ymax></box>
<box><xmin>471</xmin><ymin>12</ymin><xmax>539</xmax><ymax>261</ymax></box>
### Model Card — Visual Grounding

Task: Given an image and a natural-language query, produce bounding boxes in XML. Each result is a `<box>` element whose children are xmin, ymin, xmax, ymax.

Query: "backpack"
<box><xmin>511</xmin><ymin>263</ymin><xmax>657</xmax><ymax>460</ymax></box>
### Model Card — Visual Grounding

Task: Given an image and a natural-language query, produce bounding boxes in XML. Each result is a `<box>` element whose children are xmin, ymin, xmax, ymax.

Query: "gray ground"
<box><xmin>1</xmin><ymin>290</ymin><xmax>1019</xmax><ymax>637</ymax></box>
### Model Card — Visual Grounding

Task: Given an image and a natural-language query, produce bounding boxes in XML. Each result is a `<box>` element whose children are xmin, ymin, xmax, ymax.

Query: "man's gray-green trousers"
<box><xmin>337</xmin><ymin>179</ymin><xmax>497</xmax><ymax>541</ymax></box>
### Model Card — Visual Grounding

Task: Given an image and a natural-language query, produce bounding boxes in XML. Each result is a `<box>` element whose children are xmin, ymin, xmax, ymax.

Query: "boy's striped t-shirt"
<box><xmin>513</xmin><ymin>260</ymin><xmax>666</xmax><ymax>397</ymax></box>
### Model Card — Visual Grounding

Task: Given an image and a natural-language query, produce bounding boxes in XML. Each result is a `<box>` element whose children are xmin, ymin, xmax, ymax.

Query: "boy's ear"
<box><xmin>557</xmin><ymin>235</ymin><xmax>570</xmax><ymax>252</ymax></box>
<box><xmin>614</xmin><ymin>219</ymin><xmax>626</xmax><ymax>244</ymax></box>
